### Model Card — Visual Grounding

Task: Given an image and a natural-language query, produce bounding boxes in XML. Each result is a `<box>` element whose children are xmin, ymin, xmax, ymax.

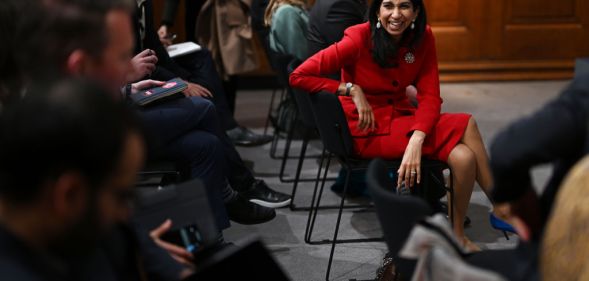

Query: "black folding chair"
<box><xmin>266</xmin><ymin>51</ymin><xmax>297</xmax><ymax>159</ymax></box>
<box><xmin>367</xmin><ymin>158</ymin><xmax>435</xmax><ymax>279</ymax></box>
<box><xmin>308</xmin><ymin>91</ymin><xmax>454</xmax><ymax>281</ymax></box>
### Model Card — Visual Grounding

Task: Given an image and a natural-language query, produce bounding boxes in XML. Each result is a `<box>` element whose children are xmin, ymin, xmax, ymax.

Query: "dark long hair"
<box><xmin>368</xmin><ymin>0</ymin><xmax>427</xmax><ymax>68</ymax></box>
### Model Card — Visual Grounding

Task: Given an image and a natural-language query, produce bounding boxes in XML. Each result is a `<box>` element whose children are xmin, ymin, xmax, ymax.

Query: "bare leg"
<box><xmin>447</xmin><ymin>144</ymin><xmax>477</xmax><ymax>244</ymax></box>
<box><xmin>460</xmin><ymin>117</ymin><xmax>494</xmax><ymax>198</ymax></box>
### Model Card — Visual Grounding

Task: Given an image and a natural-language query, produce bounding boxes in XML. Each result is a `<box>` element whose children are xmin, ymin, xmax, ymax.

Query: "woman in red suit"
<box><xmin>290</xmin><ymin>0</ymin><xmax>494</xmax><ymax>251</ymax></box>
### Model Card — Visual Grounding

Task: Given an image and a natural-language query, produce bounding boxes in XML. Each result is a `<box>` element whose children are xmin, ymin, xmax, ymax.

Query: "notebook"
<box><xmin>129</xmin><ymin>78</ymin><xmax>187</xmax><ymax>106</ymax></box>
<box><xmin>167</xmin><ymin>42</ymin><xmax>202</xmax><ymax>58</ymax></box>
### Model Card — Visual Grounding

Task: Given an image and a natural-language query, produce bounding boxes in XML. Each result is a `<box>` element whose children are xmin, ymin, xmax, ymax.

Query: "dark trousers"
<box><xmin>138</xmin><ymin>97</ymin><xmax>231</xmax><ymax>230</ymax></box>
<box><xmin>138</xmin><ymin>95</ymin><xmax>258</xmax><ymax>222</ymax></box>
<box><xmin>174</xmin><ymin>48</ymin><xmax>238</xmax><ymax>131</ymax></box>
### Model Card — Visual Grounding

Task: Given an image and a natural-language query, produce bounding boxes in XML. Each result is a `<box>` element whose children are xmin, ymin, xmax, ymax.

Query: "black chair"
<box><xmin>307</xmin><ymin>91</ymin><xmax>454</xmax><ymax>281</ymax></box>
<box><xmin>276</xmin><ymin>59</ymin><xmax>324</xmax><ymax>181</ymax></box>
<box><xmin>276</xmin><ymin>60</ymin><xmax>341</xmax><ymax>210</ymax></box>
<box><xmin>266</xmin><ymin>51</ymin><xmax>297</xmax><ymax>159</ymax></box>
<box><xmin>252</xmin><ymin>20</ymin><xmax>290</xmax><ymax>138</ymax></box>
<box><xmin>367</xmin><ymin>158</ymin><xmax>435</xmax><ymax>279</ymax></box>
<box><xmin>367</xmin><ymin>158</ymin><xmax>433</xmax><ymax>253</ymax></box>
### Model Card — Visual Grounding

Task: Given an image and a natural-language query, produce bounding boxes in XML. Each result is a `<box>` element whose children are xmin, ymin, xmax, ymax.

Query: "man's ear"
<box><xmin>65</xmin><ymin>50</ymin><xmax>92</xmax><ymax>76</ymax></box>
<box><xmin>51</xmin><ymin>172</ymin><xmax>89</xmax><ymax>221</ymax></box>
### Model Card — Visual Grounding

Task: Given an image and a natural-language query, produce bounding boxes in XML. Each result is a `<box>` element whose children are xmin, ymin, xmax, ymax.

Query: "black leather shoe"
<box><xmin>226</xmin><ymin>126</ymin><xmax>273</xmax><ymax>147</ymax></box>
<box><xmin>225</xmin><ymin>194</ymin><xmax>276</xmax><ymax>225</ymax></box>
<box><xmin>240</xmin><ymin>180</ymin><xmax>292</xmax><ymax>208</ymax></box>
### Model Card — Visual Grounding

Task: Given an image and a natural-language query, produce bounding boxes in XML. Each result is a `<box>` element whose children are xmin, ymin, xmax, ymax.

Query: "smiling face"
<box><xmin>377</xmin><ymin>0</ymin><xmax>419</xmax><ymax>42</ymax></box>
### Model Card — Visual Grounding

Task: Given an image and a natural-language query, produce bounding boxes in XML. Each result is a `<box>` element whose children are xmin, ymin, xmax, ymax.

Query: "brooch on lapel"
<box><xmin>404</xmin><ymin>52</ymin><xmax>415</xmax><ymax>64</ymax></box>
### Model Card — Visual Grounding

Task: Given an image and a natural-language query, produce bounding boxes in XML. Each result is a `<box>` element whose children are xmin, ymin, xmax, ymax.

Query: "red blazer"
<box><xmin>290</xmin><ymin>23</ymin><xmax>442</xmax><ymax>138</ymax></box>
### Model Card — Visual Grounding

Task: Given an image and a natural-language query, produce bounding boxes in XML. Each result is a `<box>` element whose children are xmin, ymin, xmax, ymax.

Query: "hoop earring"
<box><xmin>411</xmin><ymin>20</ymin><xmax>415</xmax><ymax>30</ymax></box>
<box><xmin>376</xmin><ymin>19</ymin><xmax>381</xmax><ymax>29</ymax></box>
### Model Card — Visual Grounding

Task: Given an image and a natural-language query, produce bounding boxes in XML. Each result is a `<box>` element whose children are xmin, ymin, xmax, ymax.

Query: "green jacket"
<box><xmin>269</xmin><ymin>5</ymin><xmax>309</xmax><ymax>61</ymax></box>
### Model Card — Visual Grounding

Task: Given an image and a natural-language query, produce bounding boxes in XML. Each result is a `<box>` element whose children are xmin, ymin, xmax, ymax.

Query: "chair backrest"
<box><xmin>291</xmin><ymin>87</ymin><xmax>318</xmax><ymax>129</ymax></box>
<box><xmin>308</xmin><ymin>91</ymin><xmax>355</xmax><ymax>157</ymax></box>
<box><xmin>367</xmin><ymin>158</ymin><xmax>432</xmax><ymax>255</ymax></box>
<box><xmin>287</xmin><ymin>59</ymin><xmax>318</xmax><ymax>129</ymax></box>
<box><xmin>267</xmin><ymin>50</ymin><xmax>294</xmax><ymax>88</ymax></box>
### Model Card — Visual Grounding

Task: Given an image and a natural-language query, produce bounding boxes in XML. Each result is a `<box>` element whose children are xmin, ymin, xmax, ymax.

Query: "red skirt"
<box><xmin>353</xmin><ymin>113</ymin><xmax>471</xmax><ymax>162</ymax></box>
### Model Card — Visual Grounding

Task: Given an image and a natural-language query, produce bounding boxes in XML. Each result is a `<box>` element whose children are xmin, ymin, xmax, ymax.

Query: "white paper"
<box><xmin>167</xmin><ymin>42</ymin><xmax>202</xmax><ymax>58</ymax></box>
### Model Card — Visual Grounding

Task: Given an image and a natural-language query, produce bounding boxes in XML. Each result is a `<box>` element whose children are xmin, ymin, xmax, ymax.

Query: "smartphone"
<box><xmin>162</xmin><ymin>223</ymin><xmax>204</xmax><ymax>253</ymax></box>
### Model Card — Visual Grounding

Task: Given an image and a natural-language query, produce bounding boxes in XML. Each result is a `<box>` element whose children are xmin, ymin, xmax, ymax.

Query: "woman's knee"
<box><xmin>466</xmin><ymin>116</ymin><xmax>480</xmax><ymax>133</ymax></box>
<box><xmin>448</xmin><ymin>144</ymin><xmax>476</xmax><ymax>167</ymax></box>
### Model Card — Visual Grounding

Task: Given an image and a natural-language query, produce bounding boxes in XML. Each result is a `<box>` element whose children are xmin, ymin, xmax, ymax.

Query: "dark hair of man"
<box><xmin>16</xmin><ymin>0</ymin><xmax>134</xmax><ymax>81</ymax></box>
<box><xmin>368</xmin><ymin>0</ymin><xmax>427</xmax><ymax>68</ymax></box>
<box><xmin>0</xmin><ymin>78</ymin><xmax>142</xmax><ymax>204</ymax></box>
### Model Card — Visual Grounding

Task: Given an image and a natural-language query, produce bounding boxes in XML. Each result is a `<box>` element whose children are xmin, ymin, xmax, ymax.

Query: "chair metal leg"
<box><xmin>303</xmin><ymin>150</ymin><xmax>326</xmax><ymax>242</ymax></box>
<box><xmin>324</xmin><ymin>166</ymin><xmax>383</xmax><ymax>281</ymax></box>
<box><xmin>269</xmin><ymin>126</ymin><xmax>282</xmax><ymax>159</ymax></box>
<box><xmin>280</xmin><ymin>125</ymin><xmax>327</xmax><ymax>184</ymax></box>
<box><xmin>305</xmin><ymin>153</ymin><xmax>333</xmax><ymax>244</ymax></box>
<box><xmin>325</xmin><ymin>167</ymin><xmax>351</xmax><ymax>281</ymax></box>
<box><xmin>278</xmin><ymin>113</ymin><xmax>298</xmax><ymax>182</ymax></box>
<box><xmin>269</xmin><ymin>88</ymin><xmax>289</xmax><ymax>160</ymax></box>
<box><xmin>290</xmin><ymin>146</ymin><xmax>337</xmax><ymax>211</ymax></box>
<box><xmin>289</xmin><ymin>136</ymin><xmax>310</xmax><ymax>210</ymax></box>
<box><xmin>263</xmin><ymin>86</ymin><xmax>279</xmax><ymax>136</ymax></box>
<box><xmin>305</xmin><ymin>157</ymin><xmax>379</xmax><ymax>245</ymax></box>
<box><xmin>304</xmin><ymin>154</ymin><xmax>362</xmax><ymax>244</ymax></box>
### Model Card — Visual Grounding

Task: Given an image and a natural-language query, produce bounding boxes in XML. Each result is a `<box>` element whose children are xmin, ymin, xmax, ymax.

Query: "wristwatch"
<box><xmin>344</xmin><ymin>82</ymin><xmax>353</xmax><ymax>97</ymax></box>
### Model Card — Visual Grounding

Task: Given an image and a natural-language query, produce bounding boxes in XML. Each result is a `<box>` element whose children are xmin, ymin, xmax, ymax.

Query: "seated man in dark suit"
<box><xmin>134</xmin><ymin>0</ymin><xmax>272</xmax><ymax>147</ymax></box>
<box><xmin>132</xmin><ymin>0</ymin><xmax>290</xmax><ymax>209</ymax></box>
<box><xmin>0</xmin><ymin>78</ymin><xmax>147</xmax><ymax>281</ymax></box>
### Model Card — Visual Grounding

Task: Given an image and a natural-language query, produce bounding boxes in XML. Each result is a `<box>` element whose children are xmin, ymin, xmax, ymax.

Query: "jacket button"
<box><xmin>392</xmin><ymin>80</ymin><xmax>399</xmax><ymax>87</ymax></box>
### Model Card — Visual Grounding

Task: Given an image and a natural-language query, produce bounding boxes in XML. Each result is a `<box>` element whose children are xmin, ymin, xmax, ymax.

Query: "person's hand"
<box><xmin>128</xmin><ymin>49</ymin><xmax>158</xmax><ymax>82</ymax></box>
<box><xmin>397</xmin><ymin>131</ymin><xmax>425</xmax><ymax>188</ymax></box>
<box><xmin>406</xmin><ymin>85</ymin><xmax>418</xmax><ymax>107</ymax></box>
<box><xmin>158</xmin><ymin>25</ymin><xmax>173</xmax><ymax>47</ymax></box>
<box><xmin>349</xmin><ymin>85</ymin><xmax>375</xmax><ymax>131</ymax></box>
<box><xmin>183</xmin><ymin>81</ymin><xmax>213</xmax><ymax>98</ymax></box>
<box><xmin>149</xmin><ymin>219</ymin><xmax>195</xmax><ymax>267</ymax></box>
<box><xmin>131</xmin><ymin>79</ymin><xmax>165</xmax><ymax>94</ymax></box>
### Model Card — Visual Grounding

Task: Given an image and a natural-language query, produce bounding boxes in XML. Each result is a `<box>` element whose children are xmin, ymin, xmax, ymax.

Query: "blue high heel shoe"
<box><xmin>489</xmin><ymin>213</ymin><xmax>517</xmax><ymax>240</ymax></box>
